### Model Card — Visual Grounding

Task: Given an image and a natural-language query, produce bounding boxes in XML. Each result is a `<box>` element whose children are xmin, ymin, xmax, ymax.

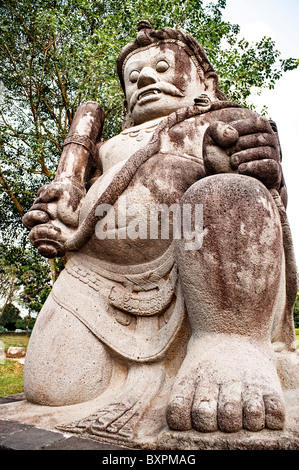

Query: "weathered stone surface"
<box><xmin>19</xmin><ymin>20</ymin><xmax>298</xmax><ymax>448</ymax></box>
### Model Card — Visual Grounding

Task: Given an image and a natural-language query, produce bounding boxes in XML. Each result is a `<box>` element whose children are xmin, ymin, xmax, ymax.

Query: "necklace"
<box><xmin>121</xmin><ymin>119</ymin><xmax>161</xmax><ymax>141</ymax></box>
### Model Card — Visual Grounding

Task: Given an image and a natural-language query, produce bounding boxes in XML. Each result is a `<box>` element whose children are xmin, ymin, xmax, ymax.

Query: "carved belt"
<box><xmin>109</xmin><ymin>264</ymin><xmax>177</xmax><ymax>316</ymax></box>
<box><xmin>51</xmin><ymin>248</ymin><xmax>186</xmax><ymax>362</ymax></box>
<box><xmin>66</xmin><ymin>257</ymin><xmax>177</xmax><ymax>317</ymax></box>
<box><xmin>65</xmin><ymin>244</ymin><xmax>177</xmax><ymax>317</ymax></box>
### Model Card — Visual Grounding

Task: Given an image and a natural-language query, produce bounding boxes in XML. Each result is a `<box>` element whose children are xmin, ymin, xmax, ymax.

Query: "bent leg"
<box><xmin>177</xmin><ymin>173</ymin><xmax>283</xmax><ymax>338</ymax></box>
<box><xmin>24</xmin><ymin>292</ymin><xmax>112</xmax><ymax>406</ymax></box>
<box><xmin>167</xmin><ymin>174</ymin><xmax>286</xmax><ymax>432</ymax></box>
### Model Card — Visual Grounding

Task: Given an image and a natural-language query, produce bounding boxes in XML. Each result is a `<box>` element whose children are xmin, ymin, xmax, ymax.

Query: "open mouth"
<box><xmin>137</xmin><ymin>89</ymin><xmax>162</xmax><ymax>101</ymax></box>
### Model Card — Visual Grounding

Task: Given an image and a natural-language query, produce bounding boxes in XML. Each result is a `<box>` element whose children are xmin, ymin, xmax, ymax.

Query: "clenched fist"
<box><xmin>22</xmin><ymin>180</ymin><xmax>85</xmax><ymax>258</ymax></box>
<box><xmin>203</xmin><ymin>115</ymin><xmax>282</xmax><ymax>190</ymax></box>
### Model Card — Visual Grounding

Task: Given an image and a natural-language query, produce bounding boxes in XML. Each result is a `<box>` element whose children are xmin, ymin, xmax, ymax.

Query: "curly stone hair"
<box><xmin>117</xmin><ymin>20</ymin><xmax>227</xmax><ymax>101</ymax></box>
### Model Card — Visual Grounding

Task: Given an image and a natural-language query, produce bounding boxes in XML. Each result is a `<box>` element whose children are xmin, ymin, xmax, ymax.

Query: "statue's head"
<box><xmin>117</xmin><ymin>21</ymin><xmax>226</xmax><ymax>127</ymax></box>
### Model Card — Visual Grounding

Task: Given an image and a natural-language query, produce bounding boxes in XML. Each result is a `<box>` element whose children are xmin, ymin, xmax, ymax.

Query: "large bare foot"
<box><xmin>166</xmin><ymin>333</ymin><xmax>285</xmax><ymax>433</ymax></box>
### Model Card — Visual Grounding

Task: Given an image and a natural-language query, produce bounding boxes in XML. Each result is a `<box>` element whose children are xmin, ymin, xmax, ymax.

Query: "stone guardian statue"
<box><xmin>22</xmin><ymin>21</ymin><xmax>298</xmax><ymax>444</ymax></box>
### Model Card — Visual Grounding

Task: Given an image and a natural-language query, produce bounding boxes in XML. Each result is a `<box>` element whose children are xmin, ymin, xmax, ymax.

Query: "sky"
<box><xmin>214</xmin><ymin>0</ymin><xmax>299</xmax><ymax>267</ymax></box>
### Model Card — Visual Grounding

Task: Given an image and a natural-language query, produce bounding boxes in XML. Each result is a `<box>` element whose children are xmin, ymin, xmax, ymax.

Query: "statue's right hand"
<box><xmin>203</xmin><ymin>116</ymin><xmax>282</xmax><ymax>190</ymax></box>
<box><xmin>23</xmin><ymin>181</ymin><xmax>85</xmax><ymax>230</ymax></box>
<box><xmin>22</xmin><ymin>181</ymin><xmax>85</xmax><ymax>258</ymax></box>
<box><xmin>22</xmin><ymin>183</ymin><xmax>59</xmax><ymax>230</ymax></box>
<box><xmin>22</xmin><ymin>208</ymin><xmax>50</xmax><ymax>230</ymax></box>
<box><xmin>27</xmin><ymin>223</ymin><xmax>67</xmax><ymax>259</ymax></box>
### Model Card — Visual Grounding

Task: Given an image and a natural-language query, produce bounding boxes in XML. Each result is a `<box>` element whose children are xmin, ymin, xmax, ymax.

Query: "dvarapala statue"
<box><xmin>22</xmin><ymin>21</ymin><xmax>298</xmax><ymax>441</ymax></box>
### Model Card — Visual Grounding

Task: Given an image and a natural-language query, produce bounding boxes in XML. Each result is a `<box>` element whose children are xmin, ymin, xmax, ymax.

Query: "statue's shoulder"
<box><xmin>192</xmin><ymin>100</ymin><xmax>258</xmax><ymax>125</ymax></box>
<box><xmin>207</xmin><ymin>100</ymin><xmax>260</xmax><ymax>122</ymax></box>
<box><xmin>156</xmin><ymin>100</ymin><xmax>257</xmax><ymax>136</ymax></box>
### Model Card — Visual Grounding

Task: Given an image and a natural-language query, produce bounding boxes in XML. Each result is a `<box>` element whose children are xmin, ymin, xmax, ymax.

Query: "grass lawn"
<box><xmin>0</xmin><ymin>334</ymin><xmax>30</xmax><ymax>397</ymax></box>
<box><xmin>0</xmin><ymin>333</ymin><xmax>30</xmax><ymax>352</ymax></box>
<box><xmin>0</xmin><ymin>359</ymin><xmax>24</xmax><ymax>396</ymax></box>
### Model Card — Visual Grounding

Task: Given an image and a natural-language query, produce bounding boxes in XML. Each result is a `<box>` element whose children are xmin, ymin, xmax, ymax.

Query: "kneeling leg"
<box><xmin>167</xmin><ymin>174</ymin><xmax>286</xmax><ymax>432</ymax></box>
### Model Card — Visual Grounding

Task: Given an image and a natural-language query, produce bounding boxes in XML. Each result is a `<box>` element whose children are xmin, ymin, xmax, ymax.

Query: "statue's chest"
<box><xmin>123</xmin><ymin>152</ymin><xmax>205</xmax><ymax>207</ymax></box>
<box><xmin>104</xmin><ymin>118</ymin><xmax>207</xmax><ymax>203</ymax></box>
<box><xmin>78</xmin><ymin>113</ymin><xmax>210</xmax><ymax>263</ymax></box>
<box><xmin>80</xmin><ymin>154</ymin><xmax>205</xmax><ymax>263</ymax></box>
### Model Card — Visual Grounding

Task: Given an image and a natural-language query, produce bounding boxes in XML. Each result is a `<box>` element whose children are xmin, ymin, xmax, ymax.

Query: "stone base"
<box><xmin>1</xmin><ymin>390</ymin><xmax>299</xmax><ymax>450</ymax></box>
<box><xmin>0</xmin><ymin>395</ymin><xmax>130</xmax><ymax>451</ymax></box>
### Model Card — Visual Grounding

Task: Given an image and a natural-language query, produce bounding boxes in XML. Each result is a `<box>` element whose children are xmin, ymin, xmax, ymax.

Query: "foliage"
<box><xmin>0</xmin><ymin>303</ymin><xmax>21</xmax><ymax>330</ymax></box>
<box><xmin>15</xmin><ymin>316</ymin><xmax>36</xmax><ymax>331</ymax></box>
<box><xmin>0</xmin><ymin>325</ymin><xmax>8</xmax><ymax>333</ymax></box>
<box><xmin>0</xmin><ymin>243</ymin><xmax>52</xmax><ymax>316</ymax></box>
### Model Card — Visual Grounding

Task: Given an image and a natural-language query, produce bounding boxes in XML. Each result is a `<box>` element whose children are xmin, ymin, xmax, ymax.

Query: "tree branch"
<box><xmin>0</xmin><ymin>164</ymin><xmax>25</xmax><ymax>215</ymax></box>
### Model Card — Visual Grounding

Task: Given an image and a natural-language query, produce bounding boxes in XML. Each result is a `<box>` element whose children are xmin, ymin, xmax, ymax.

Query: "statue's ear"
<box><xmin>204</xmin><ymin>72</ymin><xmax>218</xmax><ymax>99</ymax></box>
<box><xmin>122</xmin><ymin>100</ymin><xmax>135</xmax><ymax>129</ymax></box>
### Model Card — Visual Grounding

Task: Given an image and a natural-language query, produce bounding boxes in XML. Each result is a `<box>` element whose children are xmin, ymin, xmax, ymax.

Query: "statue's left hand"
<box><xmin>203</xmin><ymin>116</ymin><xmax>282</xmax><ymax>190</ymax></box>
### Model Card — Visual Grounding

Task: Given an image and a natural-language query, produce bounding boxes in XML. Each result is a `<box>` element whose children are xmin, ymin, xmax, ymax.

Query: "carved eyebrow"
<box><xmin>124</xmin><ymin>48</ymin><xmax>174</xmax><ymax>77</ymax></box>
<box><xmin>125</xmin><ymin>57</ymin><xmax>144</xmax><ymax>73</ymax></box>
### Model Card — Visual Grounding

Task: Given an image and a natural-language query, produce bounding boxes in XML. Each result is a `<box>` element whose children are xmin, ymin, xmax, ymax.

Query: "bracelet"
<box><xmin>63</xmin><ymin>133</ymin><xmax>96</xmax><ymax>159</ymax></box>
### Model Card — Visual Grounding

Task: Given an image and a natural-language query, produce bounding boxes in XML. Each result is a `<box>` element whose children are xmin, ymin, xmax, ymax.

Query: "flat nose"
<box><xmin>137</xmin><ymin>67</ymin><xmax>158</xmax><ymax>88</ymax></box>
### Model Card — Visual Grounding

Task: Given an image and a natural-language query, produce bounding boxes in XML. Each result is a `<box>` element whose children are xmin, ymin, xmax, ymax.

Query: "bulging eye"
<box><xmin>129</xmin><ymin>70</ymin><xmax>140</xmax><ymax>83</ymax></box>
<box><xmin>156</xmin><ymin>60</ymin><xmax>169</xmax><ymax>73</ymax></box>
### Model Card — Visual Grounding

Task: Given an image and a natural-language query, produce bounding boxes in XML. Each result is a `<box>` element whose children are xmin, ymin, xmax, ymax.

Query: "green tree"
<box><xmin>0</xmin><ymin>257</ymin><xmax>19</xmax><ymax>314</ymax></box>
<box><xmin>15</xmin><ymin>315</ymin><xmax>36</xmax><ymax>332</ymax></box>
<box><xmin>0</xmin><ymin>244</ymin><xmax>52</xmax><ymax>317</ymax></box>
<box><xmin>0</xmin><ymin>303</ymin><xmax>21</xmax><ymax>330</ymax></box>
<box><xmin>0</xmin><ymin>0</ymin><xmax>297</xmax><ymax>277</ymax></box>
<box><xmin>17</xmin><ymin>257</ymin><xmax>52</xmax><ymax>327</ymax></box>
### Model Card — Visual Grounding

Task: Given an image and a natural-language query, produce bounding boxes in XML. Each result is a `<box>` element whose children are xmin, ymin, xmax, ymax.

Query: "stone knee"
<box><xmin>23</xmin><ymin>294</ymin><xmax>112</xmax><ymax>406</ymax></box>
<box><xmin>175</xmin><ymin>173</ymin><xmax>284</xmax><ymax>338</ymax></box>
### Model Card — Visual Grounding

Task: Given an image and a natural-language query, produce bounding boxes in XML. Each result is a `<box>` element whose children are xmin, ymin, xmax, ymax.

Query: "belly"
<box><xmin>79</xmin><ymin>153</ymin><xmax>204</xmax><ymax>265</ymax></box>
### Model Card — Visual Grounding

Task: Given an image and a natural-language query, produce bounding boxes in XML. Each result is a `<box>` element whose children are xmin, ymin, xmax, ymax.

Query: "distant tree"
<box><xmin>0</xmin><ymin>259</ymin><xmax>19</xmax><ymax>315</ymax></box>
<box><xmin>0</xmin><ymin>244</ymin><xmax>52</xmax><ymax>317</ymax></box>
<box><xmin>15</xmin><ymin>315</ymin><xmax>36</xmax><ymax>332</ymax></box>
<box><xmin>0</xmin><ymin>302</ymin><xmax>21</xmax><ymax>330</ymax></box>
